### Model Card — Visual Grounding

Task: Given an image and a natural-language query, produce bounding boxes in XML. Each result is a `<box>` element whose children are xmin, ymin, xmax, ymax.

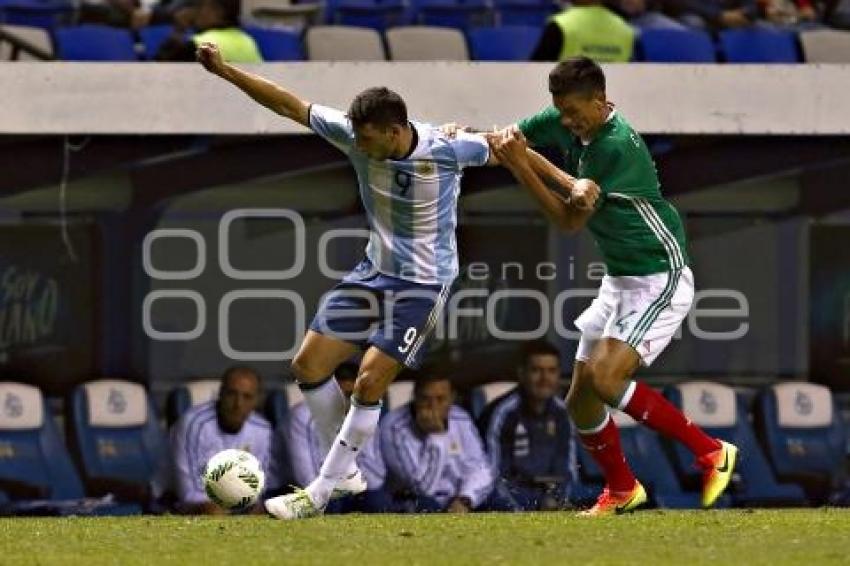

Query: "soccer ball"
<box><xmin>202</xmin><ymin>449</ymin><xmax>265</xmax><ymax>511</ymax></box>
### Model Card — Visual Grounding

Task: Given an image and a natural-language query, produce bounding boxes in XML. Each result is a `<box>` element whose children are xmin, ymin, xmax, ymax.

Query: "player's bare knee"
<box><xmin>586</xmin><ymin>359</ymin><xmax>622</xmax><ymax>405</ymax></box>
<box><xmin>290</xmin><ymin>355</ymin><xmax>325</xmax><ymax>384</ymax></box>
<box><xmin>352</xmin><ymin>371</ymin><xmax>386</xmax><ymax>405</ymax></box>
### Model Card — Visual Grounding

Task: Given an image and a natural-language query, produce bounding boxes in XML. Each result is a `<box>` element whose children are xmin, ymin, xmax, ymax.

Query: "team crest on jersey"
<box><xmin>414</xmin><ymin>160</ymin><xmax>435</xmax><ymax>177</ymax></box>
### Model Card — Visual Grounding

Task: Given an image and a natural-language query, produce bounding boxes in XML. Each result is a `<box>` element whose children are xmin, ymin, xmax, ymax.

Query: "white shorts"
<box><xmin>574</xmin><ymin>267</ymin><xmax>694</xmax><ymax>367</ymax></box>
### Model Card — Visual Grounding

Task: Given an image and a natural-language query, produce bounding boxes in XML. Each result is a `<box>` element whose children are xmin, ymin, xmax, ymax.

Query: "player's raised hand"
<box><xmin>492</xmin><ymin>129</ymin><xmax>530</xmax><ymax>170</ymax></box>
<box><xmin>197</xmin><ymin>42</ymin><xmax>226</xmax><ymax>75</ymax></box>
<box><xmin>439</xmin><ymin>123</ymin><xmax>470</xmax><ymax>139</ymax></box>
<box><xmin>571</xmin><ymin>179</ymin><xmax>601</xmax><ymax>210</ymax></box>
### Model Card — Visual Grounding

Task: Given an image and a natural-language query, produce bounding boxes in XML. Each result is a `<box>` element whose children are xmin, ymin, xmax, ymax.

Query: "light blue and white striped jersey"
<box><xmin>375</xmin><ymin>404</ymin><xmax>494</xmax><ymax>508</ymax></box>
<box><xmin>309</xmin><ymin>104</ymin><xmax>490</xmax><ymax>285</ymax></box>
<box><xmin>169</xmin><ymin>401</ymin><xmax>282</xmax><ymax>505</ymax></box>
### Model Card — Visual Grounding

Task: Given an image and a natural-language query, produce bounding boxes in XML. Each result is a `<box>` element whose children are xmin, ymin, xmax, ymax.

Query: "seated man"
<box><xmin>374</xmin><ymin>374</ymin><xmax>493</xmax><ymax>513</ymax></box>
<box><xmin>669</xmin><ymin>0</ymin><xmax>759</xmax><ymax>29</ymax></box>
<box><xmin>168</xmin><ymin>366</ymin><xmax>281</xmax><ymax>514</ymax></box>
<box><xmin>610</xmin><ymin>0</ymin><xmax>687</xmax><ymax>29</ymax></box>
<box><xmin>285</xmin><ymin>362</ymin><xmax>384</xmax><ymax>512</ymax></box>
<box><xmin>155</xmin><ymin>0</ymin><xmax>262</xmax><ymax>62</ymax></box>
<box><xmin>479</xmin><ymin>341</ymin><xmax>575</xmax><ymax>511</ymax></box>
<box><xmin>532</xmin><ymin>0</ymin><xmax>635</xmax><ymax>62</ymax></box>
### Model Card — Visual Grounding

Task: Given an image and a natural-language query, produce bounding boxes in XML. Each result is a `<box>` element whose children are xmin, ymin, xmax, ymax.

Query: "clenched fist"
<box><xmin>196</xmin><ymin>42</ymin><xmax>226</xmax><ymax>76</ymax></box>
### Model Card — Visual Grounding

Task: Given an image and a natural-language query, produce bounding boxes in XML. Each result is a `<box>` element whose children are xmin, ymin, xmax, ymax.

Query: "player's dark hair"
<box><xmin>213</xmin><ymin>0</ymin><xmax>242</xmax><ymax>27</ymax></box>
<box><xmin>221</xmin><ymin>365</ymin><xmax>261</xmax><ymax>389</ymax></box>
<box><xmin>348</xmin><ymin>87</ymin><xmax>408</xmax><ymax>130</ymax></box>
<box><xmin>413</xmin><ymin>373</ymin><xmax>452</xmax><ymax>397</ymax></box>
<box><xmin>548</xmin><ymin>57</ymin><xmax>606</xmax><ymax>98</ymax></box>
<box><xmin>518</xmin><ymin>340</ymin><xmax>561</xmax><ymax>367</ymax></box>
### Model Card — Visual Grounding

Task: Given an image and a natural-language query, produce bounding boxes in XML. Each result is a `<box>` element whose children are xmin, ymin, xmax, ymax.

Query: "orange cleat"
<box><xmin>579</xmin><ymin>481</ymin><xmax>648</xmax><ymax>517</ymax></box>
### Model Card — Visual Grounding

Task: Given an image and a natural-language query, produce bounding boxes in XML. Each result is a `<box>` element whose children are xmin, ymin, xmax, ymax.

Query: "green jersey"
<box><xmin>518</xmin><ymin>106</ymin><xmax>689</xmax><ymax>276</ymax></box>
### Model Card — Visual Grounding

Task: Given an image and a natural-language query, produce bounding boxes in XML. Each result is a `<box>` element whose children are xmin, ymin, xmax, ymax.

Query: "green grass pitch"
<box><xmin>2</xmin><ymin>510</ymin><xmax>849</xmax><ymax>565</ymax></box>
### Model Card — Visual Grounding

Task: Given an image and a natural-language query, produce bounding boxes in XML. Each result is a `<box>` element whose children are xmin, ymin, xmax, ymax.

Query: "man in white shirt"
<box><xmin>170</xmin><ymin>367</ymin><xmax>282</xmax><ymax>514</ymax></box>
<box><xmin>374</xmin><ymin>375</ymin><xmax>494</xmax><ymax>512</ymax></box>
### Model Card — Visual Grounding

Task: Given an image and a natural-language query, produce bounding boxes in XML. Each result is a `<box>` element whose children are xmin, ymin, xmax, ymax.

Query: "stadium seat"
<box><xmin>718</xmin><ymin>28</ymin><xmax>800</xmax><ymax>63</ymax></box>
<box><xmin>243</xmin><ymin>0</ymin><xmax>321</xmax><ymax>28</ymax></box>
<box><xmin>799</xmin><ymin>29</ymin><xmax>850</xmax><ymax>63</ymax></box>
<box><xmin>138</xmin><ymin>25</ymin><xmax>179</xmax><ymax>61</ymax></box>
<box><xmin>386</xmin><ymin>26</ymin><xmax>469</xmax><ymax>60</ymax></box>
<box><xmin>0</xmin><ymin>0</ymin><xmax>73</xmax><ymax>30</ymax></box>
<box><xmin>68</xmin><ymin>379</ymin><xmax>166</xmax><ymax>499</ymax></box>
<box><xmin>467</xmin><ymin>26</ymin><xmax>541</xmax><ymax>61</ymax></box>
<box><xmin>164</xmin><ymin>379</ymin><xmax>220</xmax><ymax>427</ymax></box>
<box><xmin>305</xmin><ymin>25</ymin><xmax>386</xmax><ymax>61</ymax></box>
<box><xmin>53</xmin><ymin>25</ymin><xmax>137</xmax><ymax>61</ymax></box>
<box><xmin>0</xmin><ymin>382</ymin><xmax>140</xmax><ymax>515</ymax></box>
<box><xmin>468</xmin><ymin>381</ymin><xmax>516</xmax><ymax>420</ymax></box>
<box><xmin>755</xmin><ymin>382</ymin><xmax>847</xmax><ymax>504</ymax></box>
<box><xmin>493</xmin><ymin>0</ymin><xmax>555</xmax><ymax>27</ymax></box>
<box><xmin>0</xmin><ymin>23</ymin><xmax>52</xmax><ymax>60</ymax></box>
<box><xmin>413</xmin><ymin>0</ymin><xmax>491</xmax><ymax>31</ymax></box>
<box><xmin>574</xmin><ymin>410</ymin><xmax>721</xmax><ymax>509</ymax></box>
<box><xmin>244</xmin><ymin>25</ymin><xmax>304</xmax><ymax>60</ymax></box>
<box><xmin>335</xmin><ymin>0</ymin><xmax>406</xmax><ymax>32</ymax></box>
<box><xmin>664</xmin><ymin>381</ymin><xmax>808</xmax><ymax>507</ymax></box>
<box><xmin>638</xmin><ymin>28</ymin><xmax>717</xmax><ymax>63</ymax></box>
<box><xmin>0</xmin><ymin>382</ymin><xmax>85</xmax><ymax>500</ymax></box>
<box><xmin>264</xmin><ymin>382</ymin><xmax>304</xmax><ymax>427</ymax></box>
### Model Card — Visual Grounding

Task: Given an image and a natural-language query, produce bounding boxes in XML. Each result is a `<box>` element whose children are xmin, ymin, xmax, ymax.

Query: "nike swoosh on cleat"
<box><xmin>616</xmin><ymin>491</ymin><xmax>640</xmax><ymax>513</ymax></box>
<box><xmin>716</xmin><ymin>452</ymin><xmax>729</xmax><ymax>473</ymax></box>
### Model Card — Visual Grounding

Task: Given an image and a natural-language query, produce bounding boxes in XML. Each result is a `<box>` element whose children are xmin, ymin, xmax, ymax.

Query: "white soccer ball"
<box><xmin>202</xmin><ymin>449</ymin><xmax>265</xmax><ymax>511</ymax></box>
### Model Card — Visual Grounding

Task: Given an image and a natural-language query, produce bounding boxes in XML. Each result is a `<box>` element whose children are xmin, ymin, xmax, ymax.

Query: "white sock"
<box><xmin>299</xmin><ymin>376</ymin><xmax>347</xmax><ymax>450</ymax></box>
<box><xmin>299</xmin><ymin>376</ymin><xmax>360</xmax><ymax>479</ymax></box>
<box><xmin>305</xmin><ymin>399</ymin><xmax>381</xmax><ymax>508</ymax></box>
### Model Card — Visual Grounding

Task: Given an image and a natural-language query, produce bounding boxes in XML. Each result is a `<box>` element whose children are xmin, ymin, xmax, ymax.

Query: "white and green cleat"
<box><xmin>265</xmin><ymin>489</ymin><xmax>324</xmax><ymax>520</ymax></box>
<box><xmin>330</xmin><ymin>469</ymin><xmax>367</xmax><ymax>500</ymax></box>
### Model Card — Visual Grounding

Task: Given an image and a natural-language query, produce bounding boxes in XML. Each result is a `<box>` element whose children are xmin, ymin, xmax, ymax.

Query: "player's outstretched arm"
<box><xmin>491</xmin><ymin>130</ymin><xmax>597</xmax><ymax>233</ymax></box>
<box><xmin>196</xmin><ymin>42</ymin><xmax>309</xmax><ymax>127</ymax></box>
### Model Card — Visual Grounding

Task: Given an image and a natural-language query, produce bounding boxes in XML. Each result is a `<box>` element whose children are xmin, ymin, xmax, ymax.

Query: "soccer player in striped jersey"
<box><xmin>197</xmin><ymin>43</ymin><xmax>494</xmax><ymax>520</ymax></box>
<box><xmin>489</xmin><ymin>56</ymin><xmax>739</xmax><ymax>516</ymax></box>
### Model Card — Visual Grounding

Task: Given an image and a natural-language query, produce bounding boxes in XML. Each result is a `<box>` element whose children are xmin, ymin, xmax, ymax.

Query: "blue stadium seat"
<box><xmin>0</xmin><ymin>0</ymin><xmax>73</xmax><ymax>30</ymax></box>
<box><xmin>467</xmin><ymin>26</ymin><xmax>541</xmax><ymax>61</ymax></box>
<box><xmin>54</xmin><ymin>25</ymin><xmax>137</xmax><ymax>61</ymax></box>
<box><xmin>138</xmin><ymin>24</ymin><xmax>179</xmax><ymax>60</ymax></box>
<box><xmin>413</xmin><ymin>0</ymin><xmax>491</xmax><ymax>31</ymax></box>
<box><xmin>0</xmin><ymin>382</ymin><xmax>140</xmax><ymax>515</ymax></box>
<box><xmin>575</xmin><ymin>410</ymin><xmax>721</xmax><ymax>508</ymax></box>
<box><xmin>0</xmin><ymin>382</ymin><xmax>85</xmax><ymax>500</ymax></box>
<box><xmin>755</xmin><ymin>382</ymin><xmax>847</xmax><ymax>504</ymax></box>
<box><xmin>335</xmin><ymin>0</ymin><xmax>406</xmax><ymax>31</ymax></box>
<box><xmin>719</xmin><ymin>28</ymin><xmax>800</xmax><ymax>63</ymax></box>
<box><xmin>468</xmin><ymin>381</ymin><xmax>517</xmax><ymax>420</ymax></box>
<box><xmin>244</xmin><ymin>26</ymin><xmax>304</xmax><ymax>61</ymax></box>
<box><xmin>639</xmin><ymin>28</ymin><xmax>717</xmax><ymax>63</ymax></box>
<box><xmin>68</xmin><ymin>380</ymin><xmax>165</xmax><ymax>492</ymax></box>
<box><xmin>665</xmin><ymin>381</ymin><xmax>808</xmax><ymax>507</ymax></box>
<box><xmin>165</xmin><ymin>379</ymin><xmax>220</xmax><ymax>427</ymax></box>
<box><xmin>493</xmin><ymin>0</ymin><xmax>555</xmax><ymax>27</ymax></box>
<box><xmin>264</xmin><ymin>382</ymin><xmax>304</xmax><ymax>428</ymax></box>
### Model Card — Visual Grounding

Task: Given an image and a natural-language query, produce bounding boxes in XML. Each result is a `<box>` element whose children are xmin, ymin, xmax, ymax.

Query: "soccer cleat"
<box><xmin>331</xmin><ymin>468</ymin><xmax>367</xmax><ymax>500</ymax></box>
<box><xmin>579</xmin><ymin>481</ymin><xmax>648</xmax><ymax>517</ymax></box>
<box><xmin>698</xmin><ymin>440</ymin><xmax>739</xmax><ymax>508</ymax></box>
<box><xmin>265</xmin><ymin>489</ymin><xmax>324</xmax><ymax>520</ymax></box>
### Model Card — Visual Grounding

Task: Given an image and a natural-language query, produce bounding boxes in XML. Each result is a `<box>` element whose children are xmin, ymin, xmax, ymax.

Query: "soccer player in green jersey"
<box><xmin>490</xmin><ymin>57</ymin><xmax>739</xmax><ymax>516</ymax></box>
